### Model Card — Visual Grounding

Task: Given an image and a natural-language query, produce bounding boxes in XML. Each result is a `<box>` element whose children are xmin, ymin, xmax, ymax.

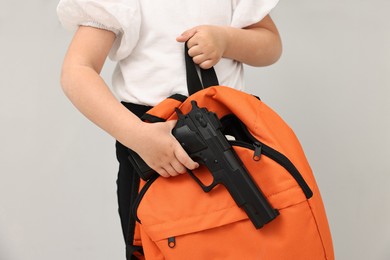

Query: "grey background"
<box><xmin>0</xmin><ymin>0</ymin><xmax>389</xmax><ymax>259</ymax></box>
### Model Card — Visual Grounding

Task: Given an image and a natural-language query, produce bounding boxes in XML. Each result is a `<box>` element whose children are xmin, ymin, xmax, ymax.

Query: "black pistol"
<box><xmin>128</xmin><ymin>101</ymin><xmax>279</xmax><ymax>229</ymax></box>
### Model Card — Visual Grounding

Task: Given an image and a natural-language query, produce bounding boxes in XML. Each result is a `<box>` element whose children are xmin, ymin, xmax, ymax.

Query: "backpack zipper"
<box><xmin>253</xmin><ymin>141</ymin><xmax>262</xmax><ymax>161</ymax></box>
<box><xmin>230</xmin><ymin>140</ymin><xmax>313</xmax><ymax>199</ymax></box>
<box><xmin>168</xmin><ymin>237</ymin><xmax>176</xmax><ymax>248</ymax></box>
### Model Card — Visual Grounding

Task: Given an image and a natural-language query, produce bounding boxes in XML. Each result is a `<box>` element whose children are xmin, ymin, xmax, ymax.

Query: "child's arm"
<box><xmin>176</xmin><ymin>15</ymin><xmax>282</xmax><ymax>69</ymax></box>
<box><xmin>61</xmin><ymin>26</ymin><xmax>198</xmax><ymax>177</ymax></box>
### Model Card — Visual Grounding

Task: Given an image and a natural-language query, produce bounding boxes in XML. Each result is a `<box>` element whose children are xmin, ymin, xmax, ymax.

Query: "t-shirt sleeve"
<box><xmin>231</xmin><ymin>0</ymin><xmax>279</xmax><ymax>28</ymax></box>
<box><xmin>56</xmin><ymin>0</ymin><xmax>141</xmax><ymax>61</ymax></box>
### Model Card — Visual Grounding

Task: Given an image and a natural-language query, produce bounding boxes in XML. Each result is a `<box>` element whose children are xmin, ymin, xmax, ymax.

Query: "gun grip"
<box><xmin>173</xmin><ymin>125</ymin><xmax>208</xmax><ymax>154</ymax></box>
<box><xmin>128</xmin><ymin>149</ymin><xmax>157</xmax><ymax>181</ymax></box>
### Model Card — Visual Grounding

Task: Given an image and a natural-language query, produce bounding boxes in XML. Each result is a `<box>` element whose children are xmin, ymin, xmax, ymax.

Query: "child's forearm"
<box><xmin>223</xmin><ymin>17</ymin><xmax>282</xmax><ymax>67</ymax></box>
<box><xmin>61</xmin><ymin>64</ymin><xmax>144</xmax><ymax>150</ymax></box>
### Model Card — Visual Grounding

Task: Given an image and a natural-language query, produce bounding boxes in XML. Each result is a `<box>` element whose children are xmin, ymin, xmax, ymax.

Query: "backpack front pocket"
<box><xmin>135</xmin><ymin>146</ymin><xmax>311</xmax><ymax>239</ymax></box>
<box><xmin>140</xmin><ymin>198</ymin><xmax>326</xmax><ymax>260</ymax></box>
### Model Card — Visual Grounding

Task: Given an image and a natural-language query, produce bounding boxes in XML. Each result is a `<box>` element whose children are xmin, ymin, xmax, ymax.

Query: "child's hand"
<box><xmin>133</xmin><ymin>120</ymin><xmax>199</xmax><ymax>178</ymax></box>
<box><xmin>176</xmin><ymin>25</ymin><xmax>229</xmax><ymax>69</ymax></box>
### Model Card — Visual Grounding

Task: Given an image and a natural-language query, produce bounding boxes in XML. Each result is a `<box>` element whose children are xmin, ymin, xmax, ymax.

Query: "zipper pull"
<box><xmin>168</xmin><ymin>237</ymin><xmax>176</xmax><ymax>248</ymax></box>
<box><xmin>253</xmin><ymin>142</ymin><xmax>262</xmax><ymax>161</ymax></box>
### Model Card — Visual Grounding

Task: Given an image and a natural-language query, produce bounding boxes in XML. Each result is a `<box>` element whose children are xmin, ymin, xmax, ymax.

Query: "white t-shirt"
<box><xmin>57</xmin><ymin>0</ymin><xmax>279</xmax><ymax>106</ymax></box>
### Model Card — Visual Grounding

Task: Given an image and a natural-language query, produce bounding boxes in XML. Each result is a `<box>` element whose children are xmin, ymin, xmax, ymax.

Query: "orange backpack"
<box><xmin>126</xmin><ymin>50</ymin><xmax>334</xmax><ymax>260</ymax></box>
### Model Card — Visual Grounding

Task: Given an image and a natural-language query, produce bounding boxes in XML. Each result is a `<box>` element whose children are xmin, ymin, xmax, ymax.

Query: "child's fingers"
<box><xmin>162</xmin><ymin>164</ymin><xmax>181</xmax><ymax>177</ymax></box>
<box><xmin>156</xmin><ymin>168</ymin><xmax>170</xmax><ymax>178</ymax></box>
<box><xmin>199</xmin><ymin>59</ymin><xmax>215</xmax><ymax>69</ymax></box>
<box><xmin>192</xmin><ymin>53</ymin><xmax>207</xmax><ymax>65</ymax></box>
<box><xmin>174</xmin><ymin>145</ymin><xmax>199</xmax><ymax>170</ymax></box>
<box><xmin>154</xmin><ymin>160</ymin><xmax>181</xmax><ymax>178</ymax></box>
<box><xmin>191</xmin><ymin>53</ymin><xmax>216</xmax><ymax>69</ymax></box>
<box><xmin>187</xmin><ymin>45</ymin><xmax>202</xmax><ymax>57</ymax></box>
<box><xmin>170</xmin><ymin>159</ymin><xmax>187</xmax><ymax>174</ymax></box>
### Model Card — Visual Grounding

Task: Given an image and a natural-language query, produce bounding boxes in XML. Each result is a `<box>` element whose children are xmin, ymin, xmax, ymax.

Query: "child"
<box><xmin>57</xmin><ymin>0</ymin><xmax>282</xmax><ymax>255</ymax></box>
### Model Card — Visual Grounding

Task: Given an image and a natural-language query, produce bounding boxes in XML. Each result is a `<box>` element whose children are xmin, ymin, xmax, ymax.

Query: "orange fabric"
<box><xmin>144</xmin><ymin>97</ymin><xmax>183</xmax><ymax>121</ymax></box>
<box><xmin>135</xmin><ymin>86</ymin><xmax>334</xmax><ymax>259</ymax></box>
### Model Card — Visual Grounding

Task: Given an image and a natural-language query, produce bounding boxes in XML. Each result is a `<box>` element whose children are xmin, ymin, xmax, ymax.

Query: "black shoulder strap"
<box><xmin>185</xmin><ymin>44</ymin><xmax>219</xmax><ymax>95</ymax></box>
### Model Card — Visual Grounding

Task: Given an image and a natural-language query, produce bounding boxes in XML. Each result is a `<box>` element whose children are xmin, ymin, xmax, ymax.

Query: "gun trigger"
<box><xmin>187</xmin><ymin>169</ymin><xmax>215</xmax><ymax>193</ymax></box>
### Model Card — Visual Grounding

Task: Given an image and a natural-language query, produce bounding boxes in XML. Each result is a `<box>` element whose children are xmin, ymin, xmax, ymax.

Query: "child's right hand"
<box><xmin>132</xmin><ymin>120</ymin><xmax>199</xmax><ymax>178</ymax></box>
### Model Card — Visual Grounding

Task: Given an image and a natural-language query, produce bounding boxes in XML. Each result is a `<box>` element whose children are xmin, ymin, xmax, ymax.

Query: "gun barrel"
<box><xmin>225</xmin><ymin>163</ymin><xmax>280</xmax><ymax>229</ymax></box>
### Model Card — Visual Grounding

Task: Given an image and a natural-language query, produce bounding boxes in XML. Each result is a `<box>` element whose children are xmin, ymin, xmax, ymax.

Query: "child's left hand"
<box><xmin>176</xmin><ymin>25</ymin><xmax>229</xmax><ymax>69</ymax></box>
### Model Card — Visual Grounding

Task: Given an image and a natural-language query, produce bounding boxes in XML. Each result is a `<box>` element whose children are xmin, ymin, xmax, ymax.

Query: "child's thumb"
<box><xmin>166</xmin><ymin>119</ymin><xmax>178</xmax><ymax>130</ymax></box>
<box><xmin>176</xmin><ymin>27</ymin><xmax>197</xmax><ymax>42</ymax></box>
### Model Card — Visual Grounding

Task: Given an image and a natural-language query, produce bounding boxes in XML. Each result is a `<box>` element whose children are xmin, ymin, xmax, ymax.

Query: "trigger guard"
<box><xmin>187</xmin><ymin>169</ymin><xmax>216</xmax><ymax>192</ymax></box>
